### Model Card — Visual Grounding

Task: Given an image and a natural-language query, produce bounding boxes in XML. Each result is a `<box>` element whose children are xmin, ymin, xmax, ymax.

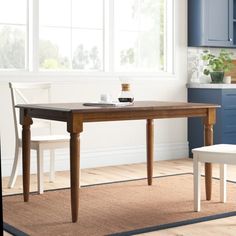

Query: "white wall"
<box><xmin>0</xmin><ymin>1</ymin><xmax>188</xmax><ymax>177</ymax></box>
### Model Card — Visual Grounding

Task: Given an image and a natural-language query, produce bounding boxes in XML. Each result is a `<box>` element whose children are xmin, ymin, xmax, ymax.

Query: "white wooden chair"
<box><xmin>192</xmin><ymin>144</ymin><xmax>236</xmax><ymax>212</ymax></box>
<box><xmin>8</xmin><ymin>82</ymin><xmax>69</xmax><ymax>194</ymax></box>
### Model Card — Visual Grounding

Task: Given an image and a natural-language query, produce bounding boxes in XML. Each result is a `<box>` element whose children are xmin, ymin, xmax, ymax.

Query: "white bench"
<box><xmin>192</xmin><ymin>144</ymin><xmax>236</xmax><ymax>212</ymax></box>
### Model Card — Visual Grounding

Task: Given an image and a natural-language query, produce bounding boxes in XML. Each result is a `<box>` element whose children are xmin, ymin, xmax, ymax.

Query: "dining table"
<box><xmin>17</xmin><ymin>101</ymin><xmax>220</xmax><ymax>222</ymax></box>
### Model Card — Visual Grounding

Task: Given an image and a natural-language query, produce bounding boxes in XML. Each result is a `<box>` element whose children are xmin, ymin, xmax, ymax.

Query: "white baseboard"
<box><xmin>1</xmin><ymin>142</ymin><xmax>189</xmax><ymax>177</ymax></box>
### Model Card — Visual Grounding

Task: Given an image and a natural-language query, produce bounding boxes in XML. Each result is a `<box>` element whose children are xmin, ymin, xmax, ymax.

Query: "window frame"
<box><xmin>0</xmin><ymin>0</ymin><xmax>175</xmax><ymax>77</ymax></box>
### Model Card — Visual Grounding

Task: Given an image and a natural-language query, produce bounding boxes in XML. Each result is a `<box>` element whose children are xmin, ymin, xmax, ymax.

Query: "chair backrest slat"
<box><xmin>14</xmin><ymin>88</ymin><xmax>30</xmax><ymax>104</ymax></box>
<box><xmin>10</xmin><ymin>82</ymin><xmax>51</xmax><ymax>90</ymax></box>
<box><xmin>9</xmin><ymin>82</ymin><xmax>52</xmax><ymax>140</ymax></box>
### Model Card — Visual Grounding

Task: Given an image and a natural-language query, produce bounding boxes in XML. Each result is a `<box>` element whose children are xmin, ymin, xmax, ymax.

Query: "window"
<box><xmin>0</xmin><ymin>0</ymin><xmax>173</xmax><ymax>74</ymax></box>
<box><xmin>0</xmin><ymin>0</ymin><xmax>27</xmax><ymax>69</ymax></box>
<box><xmin>39</xmin><ymin>0</ymin><xmax>103</xmax><ymax>71</ymax></box>
<box><xmin>114</xmin><ymin>0</ymin><xmax>166</xmax><ymax>72</ymax></box>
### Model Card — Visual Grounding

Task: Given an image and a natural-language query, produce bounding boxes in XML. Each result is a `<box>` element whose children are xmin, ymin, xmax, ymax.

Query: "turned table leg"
<box><xmin>21</xmin><ymin>112</ymin><xmax>32</xmax><ymax>202</ymax></box>
<box><xmin>146</xmin><ymin>119</ymin><xmax>154</xmax><ymax>185</ymax></box>
<box><xmin>70</xmin><ymin>132</ymin><xmax>80</xmax><ymax>223</ymax></box>
<box><xmin>67</xmin><ymin>114</ymin><xmax>83</xmax><ymax>223</ymax></box>
<box><xmin>204</xmin><ymin>108</ymin><xmax>216</xmax><ymax>201</ymax></box>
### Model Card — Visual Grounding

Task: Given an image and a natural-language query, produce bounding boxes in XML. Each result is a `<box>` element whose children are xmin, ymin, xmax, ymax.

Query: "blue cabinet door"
<box><xmin>188</xmin><ymin>0</ymin><xmax>234</xmax><ymax>47</ymax></box>
<box><xmin>221</xmin><ymin>89</ymin><xmax>236</xmax><ymax>144</ymax></box>
<box><xmin>206</xmin><ymin>0</ymin><xmax>233</xmax><ymax>46</ymax></box>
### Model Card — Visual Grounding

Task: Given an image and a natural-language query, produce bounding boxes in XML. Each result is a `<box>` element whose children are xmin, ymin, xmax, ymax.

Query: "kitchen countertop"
<box><xmin>187</xmin><ymin>83</ymin><xmax>236</xmax><ymax>89</ymax></box>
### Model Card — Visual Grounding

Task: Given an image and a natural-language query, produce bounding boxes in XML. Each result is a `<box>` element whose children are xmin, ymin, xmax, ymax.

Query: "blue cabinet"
<box><xmin>188</xmin><ymin>88</ymin><xmax>236</xmax><ymax>156</ymax></box>
<box><xmin>188</xmin><ymin>0</ymin><xmax>235</xmax><ymax>47</ymax></box>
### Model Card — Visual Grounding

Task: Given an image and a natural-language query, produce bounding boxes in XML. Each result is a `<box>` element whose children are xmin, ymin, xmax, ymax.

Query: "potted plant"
<box><xmin>201</xmin><ymin>49</ymin><xmax>234</xmax><ymax>83</ymax></box>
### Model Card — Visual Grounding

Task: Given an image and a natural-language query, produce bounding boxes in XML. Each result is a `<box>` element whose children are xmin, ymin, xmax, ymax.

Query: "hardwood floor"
<box><xmin>2</xmin><ymin>158</ymin><xmax>236</xmax><ymax>235</ymax></box>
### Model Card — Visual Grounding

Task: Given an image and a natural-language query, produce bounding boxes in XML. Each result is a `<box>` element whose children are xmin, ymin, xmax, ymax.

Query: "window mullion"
<box><xmin>104</xmin><ymin>0</ymin><xmax>112</xmax><ymax>73</ymax></box>
<box><xmin>70</xmin><ymin>0</ymin><xmax>73</xmax><ymax>70</ymax></box>
<box><xmin>29</xmin><ymin>0</ymin><xmax>39</xmax><ymax>72</ymax></box>
<box><xmin>26</xmin><ymin>0</ymin><xmax>29</xmax><ymax>70</ymax></box>
<box><xmin>109</xmin><ymin>0</ymin><xmax>115</xmax><ymax>73</ymax></box>
<box><xmin>103</xmin><ymin>0</ymin><xmax>107</xmax><ymax>72</ymax></box>
<box><xmin>166</xmin><ymin>0</ymin><xmax>174</xmax><ymax>74</ymax></box>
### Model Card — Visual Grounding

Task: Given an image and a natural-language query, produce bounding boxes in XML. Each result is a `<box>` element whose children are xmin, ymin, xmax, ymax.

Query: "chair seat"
<box><xmin>193</xmin><ymin>144</ymin><xmax>236</xmax><ymax>212</ymax></box>
<box><xmin>19</xmin><ymin>135</ymin><xmax>69</xmax><ymax>150</ymax></box>
<box><xmin>31</xmin><ymin>135</ymin><xmax>69</xmax><ymax>142</ymax></box>
<box><xmin>192</xmin><ymin>144</ymin><xmax>236</xmax><ymax>154</ymax></box>
<box><xmin>192</xmin><ymin>144</ymin><xmax>236</xmax><ymax>165</ymax></box>
<box><xmin>19</xmin><ymin>134</ymin><xmax>69</xmax><ymax>143</ymax></box>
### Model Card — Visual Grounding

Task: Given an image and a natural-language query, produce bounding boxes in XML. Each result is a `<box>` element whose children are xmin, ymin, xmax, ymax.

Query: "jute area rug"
<box><xmin>3</xmin><ymin>173</ymin><xmax>236</xmax><ymax>236</ymax></box>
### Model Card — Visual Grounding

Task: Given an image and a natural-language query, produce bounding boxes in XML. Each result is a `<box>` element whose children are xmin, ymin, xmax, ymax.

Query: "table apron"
<box><xmin>25</xmin><ymin>109</ymin><xmax>68</xmax><ymax>122</ymax></box>
<box><xmin>24</xmin><ymin>108</ymin><xmax>209</xmax><ymax>123</ymax></box>
<box><xmin>82</xmin><ymin>109</ymin><xmax>209</xmax><ymax>122</ymax></box>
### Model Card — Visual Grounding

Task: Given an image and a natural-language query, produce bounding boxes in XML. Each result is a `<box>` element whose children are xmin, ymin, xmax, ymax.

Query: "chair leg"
<box><xmin>49</xmin><ymin>149</ymin><xmax>55</xmax><ymax>183</ymax></box>
<box><xmin>194</xmin><ymin>155</ymin><xmax>201</xmax><ymax>212</ymax></box>
<box><xmin>37</xmin><ymin>147</ymin><xmax>44</xmax><ymax>194</ymax></box>
<box><xmin>8</xmin><ymin>144</ymin><xmax>20</xmax><ymax>188</ymax></box>
<box><xmin>220</xmin><ymin>164</ymin><xmax>227</xmax><ymax>203</ymax></box>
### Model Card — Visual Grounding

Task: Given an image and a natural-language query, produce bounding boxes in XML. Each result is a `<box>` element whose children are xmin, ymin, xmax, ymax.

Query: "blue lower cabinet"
<box><xmin>188</xmin><ymin>88</ymin><xmax>236</xmax><ymax>157</ymax></box>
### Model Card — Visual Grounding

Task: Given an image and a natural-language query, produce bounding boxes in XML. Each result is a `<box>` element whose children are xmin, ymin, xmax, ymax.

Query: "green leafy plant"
<box><xmin>202</xmin><ymin>49</ymin><xmax>234</xmax><ymax>75</ymax></box>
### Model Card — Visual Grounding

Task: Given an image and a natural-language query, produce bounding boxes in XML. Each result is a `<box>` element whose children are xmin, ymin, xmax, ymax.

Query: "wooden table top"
<box><xmin>16</xmin><ymin>101</ymin><xmax>220</xmax><ymax>113</ymax></box>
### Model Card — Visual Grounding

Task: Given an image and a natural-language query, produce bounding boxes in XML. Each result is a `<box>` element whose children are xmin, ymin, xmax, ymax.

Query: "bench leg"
<box><xmin>37</xmin><ymin>147</ymin><xmax>44</xmax><ymax>194</ymax></box>
<box><xmin>49</xmin><ymin>149</ymin><xmax>55</xmax><ymax>183</ymax></box>
<box><xmin>220</xmin><ymin>164</ymin><xmax>227</xmax><ymax>203</ymax></box>
<box><xmin>194</xmin><ymin>155</ymin><xmax>201</xmax><ymax>212</ymax></box>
